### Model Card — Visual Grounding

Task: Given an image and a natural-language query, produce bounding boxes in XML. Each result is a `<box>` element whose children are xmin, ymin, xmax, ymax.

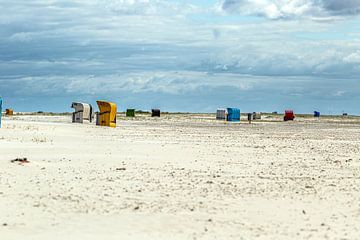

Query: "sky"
<box><xmin>1</xmin><ymin>0</ymin><xmax>360</xmax><ymax>114</ymax></box>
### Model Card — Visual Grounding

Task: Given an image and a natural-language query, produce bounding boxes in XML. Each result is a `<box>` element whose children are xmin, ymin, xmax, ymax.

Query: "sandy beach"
<box><xmin>0</xmin><ymin>113</ymin><xmax>360</xmax><ymax>240</ymax></box>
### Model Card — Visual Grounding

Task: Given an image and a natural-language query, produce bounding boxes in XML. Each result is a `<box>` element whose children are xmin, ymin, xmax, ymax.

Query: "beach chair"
<box><xmin>284</xmin><ymin>110</ymin><xmax>295</xmax><ymax>121</ymax></box>
<box><xmin>0</xmin><ymin>97</ymin><xmax>2</xmax><ymax>128</ymax></box>
<box><xmin>6</xmin><ymin>109</ymin><xmax>13</xmax><ymax>116</ymax></box>
<box><xmin>151</xmin><ymin>109</ymin><xmax>160</xmax><ymax>117</ymax></box>
<box><xmin>252</xmin><ymin>112</ymin><xmax>261</xmax><ymax>120</ymax></box>
<box><xmin>96</xmin><ymin>101</ymin><xmax>117</xmax><ymax>128</ymax></box>
<box><xmin>71</xmin><ymin>102</ymin><xmax>93</xmax><ymax>123</ymax></box>
<box><xmin>216</xmin><ymin>108</ymin><xmax>227</xmax><ymax>120</ymax></box>
<box><xmin>126</xmin><ymin>109</ymin><xmax>135</xmax><ymax>117</ymax></box>
<box><xmin>227</xmin><ymin>108</ymin><xmax>240</xmax><ymax>122</ymax></box>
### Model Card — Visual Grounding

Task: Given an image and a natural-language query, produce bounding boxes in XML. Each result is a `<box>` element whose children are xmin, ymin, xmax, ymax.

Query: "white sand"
<box><xmin>0</xmin><ymin>114</ymin><xmax>360</xmax><ymax>239</ymax></box>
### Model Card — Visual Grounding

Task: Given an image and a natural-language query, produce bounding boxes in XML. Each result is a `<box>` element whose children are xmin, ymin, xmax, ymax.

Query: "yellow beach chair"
<box><xmin>6</xmin><ymin>109</ymin><xmax>13</xmax><ymax>116</ymax></box>
<box><xmin>96</xmin><ymin>101</ymin><xmax>117</xmax><ymax>128</ymax></box>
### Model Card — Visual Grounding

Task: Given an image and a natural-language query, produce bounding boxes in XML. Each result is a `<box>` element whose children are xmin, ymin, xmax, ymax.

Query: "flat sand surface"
<box><xmin>0</xmin><ymin>114</ymin><xmax>360</xmax><ymax>240</ymax></box>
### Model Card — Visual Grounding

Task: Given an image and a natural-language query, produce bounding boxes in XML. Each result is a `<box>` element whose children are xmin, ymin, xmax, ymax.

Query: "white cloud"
<box><xmin>333</xmin><ymin>90</ymin><xmax>346</xmax><ymax>96</ymax></box>
<box><xmin>8</xmin><ymin>71</ymin><xmax>255</xmax><ymax>96</ymax></box>
<box><xmin>220</xmin><ymin>0</ymin><xmax>360</xmax><ymax>19</ymax></box>
<box><xmin>94</xmin><ymin>0</ymin><xmax>199</xmax><ymax>16</ymax></box>
<box><xmin>9</xmin><ymin>32</ymin><xmax>33</xmax><ymax>42</ymax></box>
<box><xmin>343</xmin><ymin>51</ymin><xmax>360</xmax><ymax>63</ymax></box>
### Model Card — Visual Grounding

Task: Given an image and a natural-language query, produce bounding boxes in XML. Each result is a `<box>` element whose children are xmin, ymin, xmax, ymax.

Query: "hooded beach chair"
<box><xmin>0</xmin><ymin>97</ymin><xmax>2</xmax><ymax>128</ymax></box>
<box><xmin>216</xmin><ymin>108</ymin><xmax>227</xmax><ymax>120</ymax></box>
<box><xmin>6</xmin><ymin>108</ymin><xmax>13</xmax><ymax>116</ymax></box>
<box><xmin>126</xmin><ymin>109</ymin><xmax>135</xmax><ymax>117</ymax></box>
<box><xmin>252</xmin><ymin>112</ymin><xmax>261</xmax><ymax>120</ymax></box>
<box><xmin>151</xmin><ymin>109</ymin><xmax>160</xmax><ymax>117</ymax></box>
<box><xmin>71</xmin><ymin>102</ymin><xmax>93</xmax><ymax>123</ymax></box>
<box><xmin>284</xmin><ymin>110</ymin><xmax>295</xmax><ymax>121</ymax></box>
<box><xmin>227</xmin><ymin>108</ymin><xmax>240</xmax><ymax>122</ymax></box>
<box><xmin>96</xmin><ymin>101</ymin><xmax>117</xmax><ymax>128</ymax></box>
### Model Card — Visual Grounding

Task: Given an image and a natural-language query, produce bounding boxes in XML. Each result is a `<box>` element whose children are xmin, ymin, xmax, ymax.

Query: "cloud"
<box><xmin>333</xmin><ymin>90</ymin><xmax>346</xmax><ymax>96</ymax></box>
<box><xmin>1</xmin><ymin>71</ymin><xmax>255</xmax><ymax>97</ymax></box>
<box><xmin>95</xmin><ymin>0</ymin><xmax>199</xmax><ymax>16</ymax></box>
<box><xmin>323</xmin><ymin>0</ymin><xmax>360</xmax><ymax>14</ymax></box>
<box><xmin>343</xmin><ymin>51</ymin><xmax>360</xmax><ymax>63</ymax></box>
<box><xmin>220</xmin><ymin>0</ymin><xmax>360</xmax><ymax>19</ymax></box>
<box><xmin>1</xmin><ymin>0</ymin><xmax>360</xmax><ymax>113</ymax></box>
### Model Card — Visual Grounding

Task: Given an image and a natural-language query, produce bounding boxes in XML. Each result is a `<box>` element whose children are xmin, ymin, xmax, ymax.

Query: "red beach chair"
<box><xmin>284</xmin><ymin>110</ymin><xmax>295</xmax><ymax>121</ymax></box>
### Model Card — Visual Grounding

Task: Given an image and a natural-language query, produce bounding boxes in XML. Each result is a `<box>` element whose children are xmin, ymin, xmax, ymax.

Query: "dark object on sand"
<box><xmin>248</xmin><ymin>113</ymin><xmax>252</xmax><ymax>124</ymax></box>
<box><xmin>314</xmin><ymin>111</ymin><xmax>320</xmax><ymax>117</ymax></box>
<box><xmin>151</xmin><ymin>109</ymin><xmax>160</xmax><ymax>117</ymax></box>
<box><xmin>342</xmin><ymin>113</ymin><xmax>348</xmax><ymax>116</ymax></box>
<box><xmin>284</xmin><ymin>110</ymin><xmax>295</xmax><ymax>121</ymax></box>
<box><xmin>11</xmin><ymin>158</ymin><xmax>29</xmax><ymax>164</ymax></box>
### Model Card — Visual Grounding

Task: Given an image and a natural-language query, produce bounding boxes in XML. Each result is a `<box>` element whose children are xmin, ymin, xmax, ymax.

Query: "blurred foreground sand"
<box><xmin>0</xmin><ymin>113</ymin><xmax>360</xmax><ymax>239</ymax></box>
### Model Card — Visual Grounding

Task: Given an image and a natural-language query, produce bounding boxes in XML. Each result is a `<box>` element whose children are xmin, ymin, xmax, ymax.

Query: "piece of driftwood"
<box><xmin>10</xmin><ymin>158</ymin><xmax>29</xmax><ymax>164</ymax></box>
